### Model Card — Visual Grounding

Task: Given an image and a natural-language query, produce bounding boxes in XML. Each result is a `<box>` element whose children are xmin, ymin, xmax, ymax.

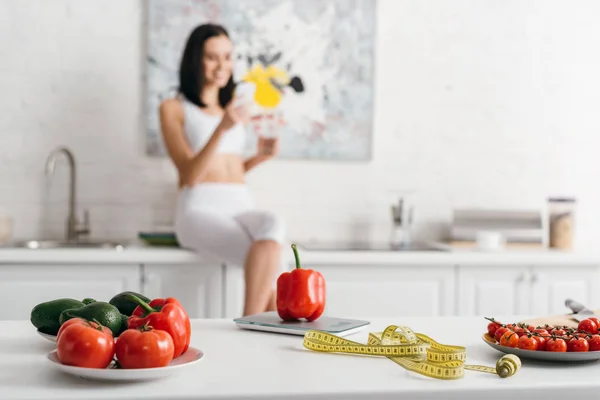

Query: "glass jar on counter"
<box><xmin>548</xmin><ymin>197</ymin><xmax>576</xmax><ymax>250</ymax></box>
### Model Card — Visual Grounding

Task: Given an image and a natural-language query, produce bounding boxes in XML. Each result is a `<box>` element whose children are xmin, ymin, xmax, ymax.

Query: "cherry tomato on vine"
<box><xmin>513</xmin><ymin>327</ymin><xmax>527</xmax><ymax>337</ymax></box>
<box><xmin>546</xmin><ymin>338</ymin><xmax>567</xmax><ymax>352</ymax></box>
<box><xmin>588</xmin><ymin>317</ymin><xmax>600</xmax><ymax>327</ymax></box>
<box><xmin>578</xmin><ymin>319</ymin><xmax>598</xmax><ymax>335</ymax></box>
<box><xmin>531</xmin><ymin>334</ymin><xmax>547</xmax><ymax>351</ymax></box>
<box><xmin>487</xmin><ymin>322</ymin><xmax>502</xmax><ymax>337</ymax></box>
<box><xmin>494</xmin><ymin>327</ymin><xmax>509</xmax><ymax>342</ymax></box>
<box><xmin>500</xmin><ymin>331</ymin><xmax>519</xmax><ymax>348</ymax></box>
<box><xmin>541</xmin><ymin>324</ymin><xmax>554</xmax><ymax>333</ymax></box>
<box><xmin>588</xmin><ymin>335</ymin><xmax>600</xmax><ymax>351</ymax></box>
<box><xmin>567</xmin><ymin>337</ymin><xmax>590</xmax><ymax>352</ymax></box>
<box><xmin>551</xmin><ymin>328</ymin><xmax>566</xmax><ymax>336</ymax></box>
<box><xmin>533</xmin><ymin>328</ymin><xmax>549</xmax><ymax>337</ymax></box>
<box><xmin>517</xmin><ymin>335</ymin><xmax>538</xmax><ymax>351</ymax></box>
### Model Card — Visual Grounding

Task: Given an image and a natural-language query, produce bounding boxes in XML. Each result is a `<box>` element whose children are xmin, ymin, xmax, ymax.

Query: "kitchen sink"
<box><xmin>2</xmin><ymin>239</ymin><xmax>132</xmax><ymax>250</ymax></box>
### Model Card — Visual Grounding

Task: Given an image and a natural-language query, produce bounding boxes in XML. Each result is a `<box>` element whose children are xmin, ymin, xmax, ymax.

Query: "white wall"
<box><xmin>2</xmin><ymin>0</ymin><xmax>600</xmax><ymax>249</ymax></box>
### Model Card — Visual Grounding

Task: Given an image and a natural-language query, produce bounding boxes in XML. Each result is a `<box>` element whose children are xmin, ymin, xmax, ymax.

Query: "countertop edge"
<box><xmin>1</xmin><ymin>246</ymin><xmax>600</xmax><ymax>265</ymax></box>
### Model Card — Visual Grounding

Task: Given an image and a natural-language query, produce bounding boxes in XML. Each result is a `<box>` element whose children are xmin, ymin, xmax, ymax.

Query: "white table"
<box><xmin>1</xmin><ymin>316</ymin><xmax>599</xmax><ymax>400</ymax></box>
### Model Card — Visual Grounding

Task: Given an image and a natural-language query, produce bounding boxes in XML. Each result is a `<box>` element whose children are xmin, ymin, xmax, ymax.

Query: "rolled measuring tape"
<box><xmin>303</xmin><ymin>325</ymin><xmax>521</xmax><ymax>380</ymax></box>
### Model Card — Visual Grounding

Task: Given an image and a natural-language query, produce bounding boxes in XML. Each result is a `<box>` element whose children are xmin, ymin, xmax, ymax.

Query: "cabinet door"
<box><xmin>530</xmin><ymin>265</ymin><xmax>600</xmax><ymax>316</ymax></box>
<box><xmin>142</xmin><ymin>264</ymin><xmax>223</xmax><ymax>319</ymax></box>
<box><xmin>223</xmin><ymin>264</ymin><xmax>245</xmax><ymax>319</ymax></box>
<box><xmin>304</xmin><ymin>264</ymin><xmax>456</xmax><ymax>318</ymax></box>
<box><xmin>0</xmin><ymin>264</ymin><xmax>140</xmax><ymax>321</ymax></box>
<box><xmin>457</xmin><ymin>266</ymin><xmax>529</xmax><ymax>317</ymax></box>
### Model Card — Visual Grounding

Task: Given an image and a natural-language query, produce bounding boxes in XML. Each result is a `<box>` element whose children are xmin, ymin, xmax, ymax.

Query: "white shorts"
<box><xmin>174</xmin><ymin>183</ymin><xmax>288</xmax><ymax>285</ymax></box>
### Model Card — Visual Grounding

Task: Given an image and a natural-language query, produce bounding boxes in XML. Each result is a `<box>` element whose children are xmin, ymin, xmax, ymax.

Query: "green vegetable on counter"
<box><xmin>30</xmin><ymin>298</ymin><xmax>86</xmax><ymax>335</ymax></box>
<box><xmin>109</xmin><ymin>291</ymin><xmax>151</xmax><ymax>316</ymax></box>
<box><xmin>59</xmin><ymin>301</ymin><xmax>126</xmax><ymax>337</ymax></box>
<box><xmin>119</xmin><ymin>312</ymin><xmax>129</xmax><ymax>334</ymax></box>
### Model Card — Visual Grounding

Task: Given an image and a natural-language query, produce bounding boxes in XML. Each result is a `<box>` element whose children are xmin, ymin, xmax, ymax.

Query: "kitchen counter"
<box><xmin>1</xmin><ymin>243</ymin><xmax>600</xmax><ymax>266</ymax></box>
<box><xmin>296</xmin><ymin>247</ymin><xmax>600</xmax><ymax>266</ymax></box>
<box><xmin>1</xmin><ymin>316</ymin><xmax>599</xmax><ymax>400</ymax></box>
<box><xmin>0</xmin><ymin>245</ymin><xmax>202</xmax><ymax>264</ymax></box>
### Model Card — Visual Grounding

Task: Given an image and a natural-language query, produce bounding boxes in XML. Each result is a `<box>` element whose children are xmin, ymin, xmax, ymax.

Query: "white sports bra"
<box><xmin>180</xmin><ymin>97</ymin><xmax>246</xmax><ymax>155</ymax></box>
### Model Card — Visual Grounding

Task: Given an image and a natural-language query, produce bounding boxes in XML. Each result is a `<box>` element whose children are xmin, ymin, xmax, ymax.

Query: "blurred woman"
<box><xmin>159</xmin><ymin>23</ymin><xmax>286</xmax><ymax>316</ymax></box>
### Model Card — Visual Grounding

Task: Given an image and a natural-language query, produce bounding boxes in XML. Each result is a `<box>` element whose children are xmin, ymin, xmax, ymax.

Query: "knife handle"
<box><xmin>565</xmin><ymin>298</ymin><xmax>585</xmax><ymax>313</ymax></box>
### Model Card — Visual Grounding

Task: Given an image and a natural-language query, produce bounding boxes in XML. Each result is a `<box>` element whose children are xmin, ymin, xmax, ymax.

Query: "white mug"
<box><xmin>475</xmin><ymin>231</ymin><xmax>505</xmax><ymax>251</ymax></box>
<box><xmin>233</xmin><ymin>82</ymin><xmax>256</xmax><ymax>107</ymax></box>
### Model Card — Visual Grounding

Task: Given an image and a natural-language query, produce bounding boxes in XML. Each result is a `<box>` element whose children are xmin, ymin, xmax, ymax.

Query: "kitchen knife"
<box><xmin>565</xmin><ymin>298</ymin><xmax>600</xmax><ymax>322</ymax></box>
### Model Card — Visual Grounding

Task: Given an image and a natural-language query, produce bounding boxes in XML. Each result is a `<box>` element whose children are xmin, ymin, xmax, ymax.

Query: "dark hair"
<box><xmin>178</xmin><ymin>24</ymin><xmax>235</xmax><ymax>108</ymax></box>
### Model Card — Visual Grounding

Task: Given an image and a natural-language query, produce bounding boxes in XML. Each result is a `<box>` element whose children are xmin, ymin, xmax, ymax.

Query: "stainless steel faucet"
<box><xmin>45</xmin><ymin>147</ymin><xmax>90</xmax><ymax>241</ymax></box>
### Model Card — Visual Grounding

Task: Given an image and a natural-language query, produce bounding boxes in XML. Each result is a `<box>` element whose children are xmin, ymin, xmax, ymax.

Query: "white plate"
<box><xmin>37</xmin><ymin>330</ymin><xmax>57</xmax><ymax>343</ymax></box>
<box><xmin>47</xmin><ymin>347</ymin><xmax>204</xmax><ymax>382</ymax></box>
<box><xmin>482</xmin><ymin>334</ymin><xmax>600</xmax><ymax>362</ymax></box>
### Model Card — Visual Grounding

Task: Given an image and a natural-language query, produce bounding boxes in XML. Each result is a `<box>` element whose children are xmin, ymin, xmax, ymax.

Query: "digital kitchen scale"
<box><xmin>234</xmin><ymin>312</ymin><xmax>370</xmax><ymax>337</ymax></box>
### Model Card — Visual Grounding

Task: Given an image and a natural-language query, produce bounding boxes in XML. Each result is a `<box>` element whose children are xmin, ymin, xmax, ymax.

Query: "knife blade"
<box><xmin>565</xmin><ymin>298</ymin><xmax>600</xmax><ymax>322</ymax></box>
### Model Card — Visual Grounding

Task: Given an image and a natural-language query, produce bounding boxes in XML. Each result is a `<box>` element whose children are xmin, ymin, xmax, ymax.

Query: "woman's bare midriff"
<box><xmin>179</xmin><ymin>153</ymin><xmax>246</xmax><ymax>188</ymax></box>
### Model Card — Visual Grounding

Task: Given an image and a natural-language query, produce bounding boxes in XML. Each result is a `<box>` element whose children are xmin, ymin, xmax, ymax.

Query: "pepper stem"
<box><xmin>291</xmin><ymin>244</ymin><xmax>302</xmax><ymax>270</ymax></box>
<box><xmin>123</xmin><ymin>294</ymin><xmax>155</xmax><ymax>314</ymax></box>
<box><xmin>138</xmin><ymin>322</ymin><xmax>154</xmax><ymax>332</ymax></box>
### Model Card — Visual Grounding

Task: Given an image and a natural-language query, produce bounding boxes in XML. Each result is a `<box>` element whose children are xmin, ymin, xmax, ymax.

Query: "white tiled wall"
<box><xmin>2</xmin><ymin>0</ymin><xmax>600</xmax><ymax>249</ymax></box>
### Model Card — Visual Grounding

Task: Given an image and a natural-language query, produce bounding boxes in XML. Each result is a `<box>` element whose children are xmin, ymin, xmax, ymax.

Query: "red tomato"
<box><xmin>500</xmin><ymin>331</ymin><xmax>519</xmax><ymax>348</ymax></box>
<box><xmin>533</xmin><ymin>328</ymin><xmax>549</xmax><ymax>337</ymax></box>
<box><xmin>57</xmin><ymin>320</ymin><xmax>115</xmax><ymax>368</ymax></box>
<box><xmin>517</xmin><ymin>335</ymin><xmax>538</xmax><ymax>351</ymax></box>
<box><xmin>588</xmin><ymin>335</ymin><xmax>600</xmax><ymax>351</ymax></box>
<box><xmin>541</xmin><ymin>324</ymin><xmax>554</xmax><ymax>332</ymax></box>
<box><xmin>568</xmin><ymin>337</ymin><xmax>590</xmax><ymax>352</ymax></box>
<box><xmin>494</xmin><ymin>327</ymin><xmax>509</xmax><ymax>342</ymax></box>
<box><xmin>115</xmin><ymin>327</ymin><xmax>174</xmax><ymax>369</ymax></box>
<box><xmin>513</xmin><ymin>327</ymin><xmax>527</xmax><ymax>337</ymax></box>
<box><xmin>526</xmin><ymin>325</ymin><xmax>536</xmax><ymax>332</ymax></box>
<box><xmin>56</xmin><ymin>317</ymin><xmax>87</xmax><ymax>341</ymax></box>
<box><xmin>546</xmin><ymin>338</ymin><xmax>567</xmax><ymax>352</ymax></box>
<box><xmin>551</xmin><ymin>328</ymin><xmax>566</xmax><ymax>337</ymax></box>
<box><xmin>533</xmin><ymin>335</ymin><xmax>546</xmax><ymax>351</ymax></box>
<box><xmin>487</xmin><ymin>322</ymin><xmax>502</xmax><ymax>337</ymax></box>
<box><xmin>589</xmin><ymin>317</ymin><xmax>600</xmax><ymax>327</ymax></box>
<box><xmin>578</xmin><ymin>319</ymin><xmax>598</xmax><ymax>335</ymax></box>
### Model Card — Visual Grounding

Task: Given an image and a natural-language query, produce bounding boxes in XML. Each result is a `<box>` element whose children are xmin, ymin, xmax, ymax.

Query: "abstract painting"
<box><xmin>145</xmin><ymin>0</ymin><xmax>376</xmax><ymax>161</ymax></box>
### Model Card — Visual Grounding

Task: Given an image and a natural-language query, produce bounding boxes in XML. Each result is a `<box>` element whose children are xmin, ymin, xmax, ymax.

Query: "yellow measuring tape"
<box><xmin>303</xmin><ymin>325</ymin><xmax>521</xmax><ymax>380</ymax></box>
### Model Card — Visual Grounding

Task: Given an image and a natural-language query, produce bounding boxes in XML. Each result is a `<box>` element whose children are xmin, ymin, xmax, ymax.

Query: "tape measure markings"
<box><xmin>303</xmin><ymin>325</ymin><xmax>520</xmax><ymax>380</ymax></box>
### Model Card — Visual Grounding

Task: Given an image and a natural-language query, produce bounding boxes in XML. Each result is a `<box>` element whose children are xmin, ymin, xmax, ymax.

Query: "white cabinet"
<box><xmin>2</xmin><ymin>254</ymin><xmax>598</xmax><ymax>322</ymax></box>
<box><xmin>222</xmin><ymin>264</ymin><xmax>456</xmax><ymax>319</ymax></box>
<box><xmin>301</xmin><ymin>264</ymin><xmax>456</xmax><ymax>318</ymax></box>
<box><xmin>530</xmin><ymin>265</ymin><xmax>600</xmax><ymax>316</ymax></box>
<box><xmin>222</xmin><ymin>265</ymin><xmax>245</xmax><ymax>319</ymax></box>
<box><xmin>141</xmin><ymin>263</ymin><xmax>223</xmax><ymax>319</ymax></box>
<box><xmin>0</xmin><ymin>264</ymin><xmax>140</xmax><ymax>321</ymax></box>
<box><xmin>458</xmin><ymin>266</ymin><xmax>529</xmax><ymax>316</ymax></box>
<box><xmin>458</xmin><ymin>264</ymin><xmax>600</xmax><ymax>317</ymax></box>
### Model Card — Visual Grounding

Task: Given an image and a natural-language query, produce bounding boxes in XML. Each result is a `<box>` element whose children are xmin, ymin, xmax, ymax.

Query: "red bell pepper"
<box><xmin>126</xmin><ymin>295</ymin><xmax>191</xmax><ymax>358</ymax></box>
<box><xmin>277</xmin><ymin>244</ymin><xmax>326</xmax><ymax>321</ymax></box>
